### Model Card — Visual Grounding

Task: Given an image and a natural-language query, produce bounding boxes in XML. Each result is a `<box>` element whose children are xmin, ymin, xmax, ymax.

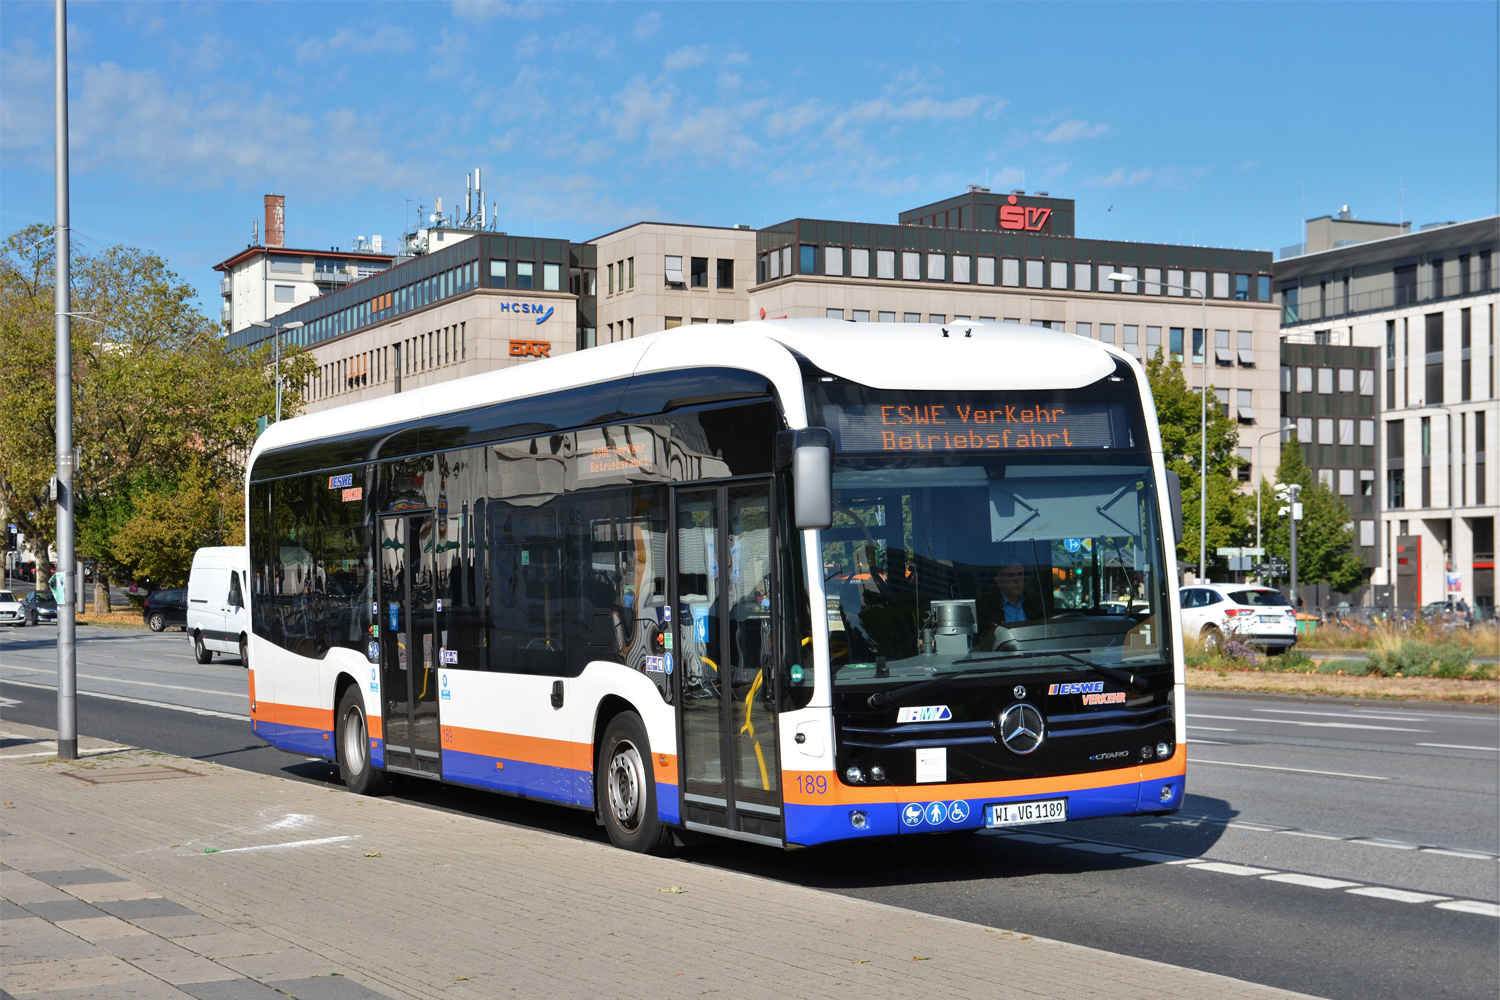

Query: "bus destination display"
<box><xmin>826</xmin><ymin>401</ymin><xmax>1118</xmax><ymax>453</ymax></box>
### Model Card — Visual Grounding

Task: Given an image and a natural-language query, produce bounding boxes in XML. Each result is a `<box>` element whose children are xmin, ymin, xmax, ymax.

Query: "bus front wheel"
<box><xmin>336</xmin><ymin>686</ymin><xmax>389</xmax><ymax>796</ymax></box>
<box><xmin>597</xmin><ymin>712</ymin><xmax>671</xmax><ymax>855</ymax></box>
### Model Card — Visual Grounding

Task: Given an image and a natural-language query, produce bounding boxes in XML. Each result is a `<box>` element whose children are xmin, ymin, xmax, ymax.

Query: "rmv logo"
<box><xmin>998</xmin><ymin>194</ymin><xmax>1052</xmax><ymax>233</ymax></box>
<box><xmin>499</xmin><ymin>301</ymin><xmax>555</xmax><ymax>325</ymax></box>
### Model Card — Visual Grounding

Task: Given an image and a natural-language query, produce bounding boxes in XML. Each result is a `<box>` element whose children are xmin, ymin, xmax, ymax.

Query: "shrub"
<box><xmin>1367</xmin><ymin>639</ymin><xmax>1474</xmax><ymax>678</ymax></box>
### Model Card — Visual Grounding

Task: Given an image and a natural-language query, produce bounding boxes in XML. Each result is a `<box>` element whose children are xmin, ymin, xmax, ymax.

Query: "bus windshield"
<box><xmin>808</xmin><ymin>377</ymin><xmax>1170</xmax><ymax>689</ymax></box>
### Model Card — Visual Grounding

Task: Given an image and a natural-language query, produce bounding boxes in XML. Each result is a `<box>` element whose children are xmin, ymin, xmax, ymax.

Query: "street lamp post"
<box><xmin>1109</xmin><ymin>273</ymin><xmax>1208</xmax><ymax>581</ymax></box>
<box><xmin>249</xmin><ymin>319</ymin><xmax>304</xmax><ymax>422</ymax></box>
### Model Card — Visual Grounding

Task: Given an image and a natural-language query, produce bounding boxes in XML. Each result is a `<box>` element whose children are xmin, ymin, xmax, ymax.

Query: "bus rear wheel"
<box><xmin>336</xmin><ymin>686</ymin><xmax>389</xmax><ymax>796</ymax></box>
<box><xmin>597</xmin><ymin>712</ymin><xmax>671</xmax><ymax>855</ymax></box>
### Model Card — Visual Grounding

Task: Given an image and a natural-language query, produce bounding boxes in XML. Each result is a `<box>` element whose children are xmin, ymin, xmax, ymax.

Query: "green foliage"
<box><xmin>1366</xmin><ymin>639</ymin><xmax>1475</xmax><ymax>678</ymax></box>
<box><xmin>108</xmin><ymin>460</ymin><xmax>243</xmax><ymax>588</ymax></box>
<box><xmin>1259</xmin><ymin>438</ymin><xmax>1367</xmax><ymax>595</ymax></box>
<box><xmin>0</xmin><ymin>224</ymin><xmax>315</xmax><ymax>587</ymax></box>
<box><xmin>1144</xmin><ymin>348</ymin><xmax>1252</xmax><ymax>577</ymax></box>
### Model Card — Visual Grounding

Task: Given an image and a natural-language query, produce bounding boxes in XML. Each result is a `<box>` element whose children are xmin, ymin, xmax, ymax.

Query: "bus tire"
<box><xmin>193</xmin><ymin>633</ymin><xmax>213</xmax><ymax>664</ymax></box>
<box><xmin>336</xmin><ymin>685</ymin><xmax>389</xmax><ymax>796</ymax></box>
<box><xmin>597</xmin><ymin>712</ymin><xmax>671</xmax><ymax>855</ymax></box>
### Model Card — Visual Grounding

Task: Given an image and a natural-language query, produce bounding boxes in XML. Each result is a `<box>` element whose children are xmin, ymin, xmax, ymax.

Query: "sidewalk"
<box><xmin>1</xmin><ymin>721</ymin><xmax>1322</xmax><ymax>1000</ymax></box>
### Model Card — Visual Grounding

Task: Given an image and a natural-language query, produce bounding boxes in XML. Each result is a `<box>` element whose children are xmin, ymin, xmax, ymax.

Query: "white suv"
<box><xmin>1179</xmin><ymin>584</ymin><xmax>1297</xmax><ymax>654</ymax></box>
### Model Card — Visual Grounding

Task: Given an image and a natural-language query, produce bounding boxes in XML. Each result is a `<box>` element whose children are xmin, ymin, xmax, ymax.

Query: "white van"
<box><xmin>187</xmin><ymin>546</ymin><xmax>250</xmax><ymax>666</ymax></box>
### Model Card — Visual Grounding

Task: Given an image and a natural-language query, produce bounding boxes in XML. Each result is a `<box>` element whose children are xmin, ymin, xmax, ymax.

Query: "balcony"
<box><xmin>1281</xmin><ymin>269</ymin><xmax>1497</xmax><ymax>327</ymax></box>
<box><xmin>313</xmin><ymin>269</ymin><xmax>354</xmax><ymax>287</ymax></box>
<box><xmin>220</xmin><ymin>277</ymin><xmax>231</xmax><ymax>296</ymax></box>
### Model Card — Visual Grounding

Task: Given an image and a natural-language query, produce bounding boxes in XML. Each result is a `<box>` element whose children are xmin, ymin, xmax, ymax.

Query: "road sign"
<box><xmin>1217</xmin><ymin>546</ymin><xmax>1268</xmax><ymax>558</ymax></box>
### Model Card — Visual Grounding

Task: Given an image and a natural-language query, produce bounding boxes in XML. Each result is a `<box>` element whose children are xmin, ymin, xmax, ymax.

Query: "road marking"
<box><xmin>1187</xmin><ymin>862</ymin><xmax>1278</xmax><ymax>876</ymax></box>
<box><xmin>1186</xmin><ymin>738</ymin><xmax>1227</xmax><ymax>745</ymax></box>
<box><xmin>1058</xmin><ymin>842</ymin><xmax>1131</xmax><ymax>854</ymax></box>
<box><xmin>1189</xmin><ymin>758</ymin><xmax>1389</xmax><ymax>780</ymax></box>
<box><xmin>206</xmin><ymin>835</ymin><xmax>355</xmax><ymax>854</ymax></box>
<box><xmin>1348</xmin><ymin>838</ymin><xmax>1417</xmax><ymax>850</ymax></box>
<box><xmin>0</xmin><ymin>747</ymin><xmax>127</xmax><ymax>759</ymax></box>
<box><xmin>0</xmin><ymin>678</ymin><xmax>250</xmax><ymax>721</ymax></box>
<box><xmin>2</xmin><ymin>665</ymin><xmax>244</xmax><ymax>699</ymax></box>
<box><xmin>1186</xmin><ymin>725</ymin><xmax>1236</xmax><ymax>731</ymax></box>
<box><xmin>1252</xmin><ymin>708</ymin><xmax>1425</xmax><ymax>722</ymax></box>
<box><xmin>1346</xmin><ymin>886</ymin><xmax>1451</xmax><ymax>904</ymax></box>
<box><xmin>1278</xmin><ymin>830</ymin><xmax>1346</xmax><ymax>841</ymax></box>
<box><xmin>1261</xmin><ymin>873</ymin><xmax>1360</xmax><ymax>889</ymax></box>
<box><xmin>1415</xmin><ymin>743</ymin><xmax>1499</xmax><ymax>752</ymax></box>
<box><xmin>1125</xmin><ymin>852</ymin><xmax>1197</xmax><ymax>864</ymax></box>
<box><xmin>1435</xmin><ymin>900</ymin><xmax>1500</xmax><ymax>917</ymax></box>
<box><xmin>1421</xmin><ymin>848</ymin><xmax>1497</xmax><ymax>860</ymax></box>
<box><xmin>1188</xmin><ymin>713</ymin><xmax>1430</xmax><ymax>733</ymax></box>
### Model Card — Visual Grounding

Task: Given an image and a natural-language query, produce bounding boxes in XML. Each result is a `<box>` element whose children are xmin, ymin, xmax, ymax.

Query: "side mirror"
<box><xmin>775</xmin><ymin>428</ymin><xmax>834</xmax><ymax>530</ymax></box>
<box><xmin>1164</xmin><ymin>470</ymin><xmax>1184</xmax><ymax>546</ymax></box>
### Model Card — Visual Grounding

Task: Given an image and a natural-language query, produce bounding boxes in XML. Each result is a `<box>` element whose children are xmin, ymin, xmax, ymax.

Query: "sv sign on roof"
<box><xmin>998</xmin><ymin>195</ymin><xmax>1052</xmax><ymax>233</ymax></box>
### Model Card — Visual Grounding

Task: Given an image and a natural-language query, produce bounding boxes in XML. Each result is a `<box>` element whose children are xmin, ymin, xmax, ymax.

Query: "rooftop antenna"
<box><xmin>465</xmin><ymin>172</ymin><xmax>472</xmax><ymax>225</ymax></box>
<box><xmin>476</xmin><ymin>167</ymin><xmax>484</xmax><ymax>229</ymax></box>
<box><xmin>1399</xmin><ymin>176</ymin><xmax>1404</xmax><ymax>225</ymax></box>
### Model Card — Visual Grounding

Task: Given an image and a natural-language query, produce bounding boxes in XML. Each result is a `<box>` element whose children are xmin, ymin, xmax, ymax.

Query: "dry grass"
<box><xmin>1300</xmin><ymin>620</ymin><xmax>1500</xmax><ymax>656</ymax></box>
<box><xmin>1186</xmin><ymin>668</ymin><xmax>1498</xmax><ymax>705</ymax></box>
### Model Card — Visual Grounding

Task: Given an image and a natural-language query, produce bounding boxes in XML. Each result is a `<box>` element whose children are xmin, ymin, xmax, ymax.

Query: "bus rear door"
<box><xmin>378</xmin><ymin>513</ymin><xmax>443</xmax><ymax>776</ymax></box>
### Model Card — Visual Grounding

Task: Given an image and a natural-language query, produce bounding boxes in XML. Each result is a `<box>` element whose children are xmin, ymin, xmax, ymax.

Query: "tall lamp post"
<box><xmin>1109</xmin><ymin>273</ymin><xmax>1208</xmax><ymax>581</ymax></box>
<box><xmin>249</xmin><ymin>319</ymin><xmax>304</xmax><ymax>422</ymax></box>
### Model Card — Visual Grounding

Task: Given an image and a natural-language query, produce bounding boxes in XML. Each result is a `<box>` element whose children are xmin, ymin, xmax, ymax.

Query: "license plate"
<box><xmin>1258</xmin><ymin>615</ymin><xmax>1282</xmax><ymax>623</ymax></box>
<box><xmin>985</xmin><ymin>798</ymin><xmax>1067</xmax><ymax>827</ymax></box>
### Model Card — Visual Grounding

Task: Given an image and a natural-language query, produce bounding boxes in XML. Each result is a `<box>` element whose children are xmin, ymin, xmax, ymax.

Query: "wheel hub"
<box><xmin>343</xmin><ymin>708</ymin><xmax>367</xmax><ymax>777</ymax></box>
<box><xmin>607</xmin><ymin>742</ymin><xmax>645</xmax><ymax>830</ymax></box>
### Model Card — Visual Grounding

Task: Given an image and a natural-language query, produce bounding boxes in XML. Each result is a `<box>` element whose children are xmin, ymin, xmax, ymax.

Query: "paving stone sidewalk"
<box><xmin>0</xmin><ymin>721</ymin><xmax>1323</xmax><ymax>1000</ymax></box>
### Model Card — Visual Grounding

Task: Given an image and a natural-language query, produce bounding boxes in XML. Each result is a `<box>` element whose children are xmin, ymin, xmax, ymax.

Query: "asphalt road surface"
<box><xmin>3</xmin><ymin>625</ymin><xmax>1497</xmax><ymax>1000</ymax></box>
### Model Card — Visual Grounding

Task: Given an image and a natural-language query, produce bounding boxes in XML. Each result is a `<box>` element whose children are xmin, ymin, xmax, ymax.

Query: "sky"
<box><xmin>1</xmin><ymin>1</ymin><xmax>1496</xmax><ymax>316</ymax></box>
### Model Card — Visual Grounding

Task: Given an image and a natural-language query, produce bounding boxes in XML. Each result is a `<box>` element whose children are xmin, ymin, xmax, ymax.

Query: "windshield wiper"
<box><xmin>870</xmin><ymin>650</ymin><xmax>1092</xmax><ymax>710</ymax></box>
<box><xmin>1052</xmin><ymin>651</ymin><xmax>1150</xmax><ymax>694</ymax></box>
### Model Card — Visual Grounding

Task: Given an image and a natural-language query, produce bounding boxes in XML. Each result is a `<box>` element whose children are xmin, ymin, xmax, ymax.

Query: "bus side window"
<box><xmin>487</xmin><ymin>499</ymin><xmax>566</xmax><ymax>676</ymax></box>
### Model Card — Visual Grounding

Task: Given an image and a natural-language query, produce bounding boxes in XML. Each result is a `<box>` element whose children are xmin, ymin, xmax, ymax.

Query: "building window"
<box><xmin>1169</xmin><ymin>327</ymin><xmax>1183</xmax><ymax>361</ymax></box>
<box><xmin>953</xmin><ymin>255</ymin><xmax>971</xmax><ymax>283</ymax></box>
<box><xmin>781</xmin><ymin>247</ymin><xmax>791</xmax><ymax>277</ymax></box>
<box><xmin>665</xmin><ymin>316</ymin><xmax>682</xmax><ymax>329</ymax></box>
<box><xmin>1191</xmin><ymin>328</ymin><xmax>1205</xmax><ymax>364</ymax></box>
<box><xmin>1338</xmin><ymin>418</ymin><xmax>1354</xmax><ymax>445</ymax></box>
<box><xmin>1394</xmin><ymin>264</ymin><xmax>1417</xmax><ymax>306</ymax></box>
<box><xmin>826</xmin><ymin>308</ymin><xmax>844</xmax><ymax>320</ymax></box>
<box><xmin>1461</xmin><ymin>307</ymin><xmax>1472</xmax><ymax>401</ymax></box>
<box><xmin>853</xmin><ymin>310</ymin><xmax>870</xmax><ymax>323</ymax></box>
<box><xmin>903</xmin><ymin>312</ymin><xmax>921</xmax><ymax>323</ymax></box>
<box><xmin>690</xmin><ymin>318</ymin><xmax>708</xmax><ymax>325</ymax></box>
<box><xmin>878</xmin><ymin>311</ymin><xmax>895</xmax><ymax>323</ymax></box>
<box><xmin>1191</xmin><ymin>271</ymin><xmax>1207</xmax><ymax>298</ymax></box>
<box><xmin>516</xmin><ymin>262</ymin><xmax>534</xmax><ymax>290</ymax></box>
<box><xmin>492</xmin><ymin>260</ymin><xmax>508</xmax><ymax>288</ymax></box>
<box><xmin>978</xmin><ymin>257</ymin><xmax>996</xmax><ymax>285</ymax></box>
<box><xmin>1145</xmin><ymin>268</ymin><xmax>1162</xmax><ymax>294</ymax></box>
<box><xmin>1075</xmin><ymin>263</ymin><xmax>1092</xmax><ymax>291</ymax></box>
<box><xmin>543</xmin><ymin>262</ymin><xmax>560</xmax><ymax>292</ymax></box>
<box><xmin>1318</xmin><ymin>418</ymin><xmax>1334</xmax><ymax>444</ymax></box>
<box><xmin>1338</xmin><ymin>469</ymin><xmax>1354</xmax><ymax>495</ymax></box>
<box><xmin>273</xmin><ymin>285</ymin><xmax>295</xmax><ymax>303</ymax></box>
<box><xmin>1361</xmin><ymin>470</ymin><xmax>1374</xmax><ymax>496</ymax></box>
<box><xmin>1235</xmin><ymin>273</ymin><xmax>1250</xmax><ymax>301</ymax></box>
<box><xmin>1003</xmin><ymin>259</ymin><xmax>1020</xmax><ymax>286</ymax></box>
<box><xmin>877</xmin><ymin>249</ymin><xmax>896</xmax><ymax>279</ymax></box>
<box><xmin>1357</xmin><ymin>369</ymin><xmax>1374</xmax><ymax>396</ymax></box>
<box><xmin>665</xmin><ymin>255</ymin><xmax>685</xmax><ymax>284</ymax></box>
<box><xmin>1316</xmin><ymin>368</ymin><xmax>1332</xmax><ymax>394</ymax></box>
<box><xmin>1237</xmin><ymin>447</ymin><xmax>1253</xmax><ymax>482</ymax></box>
<box><xmin>628</xmin><ymin>257</ymin><xmax>635</xmax><ymax>288</ymax></box>
<box><xmin>1213</xmin><ymin>387</ymin><xmax>1229</xmax><ymax>415</ymax></box>
<box><xmin>1338</xmin><ymin>368</ymin><xmax>1354</xmax><ymax>393</ymax></box>
<box><xmin>1297</xmin><ymin>416</ymin><xmax>1313</xmax><ymax>442</ymax></box>
<box><xmin>1237</xmin><ymin>389</ymin><xmax>1254</xmax><ymax>423</ymax></box>
<box><xmin>1213</xmin><ymin>329</ymin><xmax>1231</xmax><ymax>365</ymax></box>
<box><xmin>1076</xmin><ymin>322</ymin><xmax>1092</xmax><ymax>338</ymax></box>
<box><xmin>1425</xmin><ymin>312</ymin><xmax>1444</xmax><ymax>404</ymax></box>
<box><xmin>902</xmin><ymin>251</ymin><xmax>921</xmax><ymax>280</ymax></box>
<box><xmin>717</xmin><ymin>258</ymin><xmax>734</xmax><ymax>288</ymax></box>
<box><xmin>1213</xmin><ymin>272</ymin><xmax>1230</xmax><ymax>298</ymax></box>
<box><xmin>1282</xmin><ymin>284</ymin><xmax>1299</xmax><ymax>324</ymax></box>
<box><xmin>928</xmin><ymin>314</ymin><xmax>944</xmax><ymax>324</ymax></box>
<box><xmin>1257</xmin><ymin>275</ymin><xmax>1271</xmax><ymax>301</ymax></box>
<box><xmin>927</xmin><ymin>253</ymin><xmax>946</xmax><ymax>281</ymax></box>
<box><xmin>1360</xmin><ymin>419</ymin><xmax>1375</xmax><ymax>446</ymax></box>
<box><xmin>954</xmin><ymin>315</ymin><xmax>971</xmax><ymax>321</ymax></box>
<box><xmin>1359</xmin><ymin>520</ymin><xmax>1375</xmax><ymax>547</ymax></box>
<box><xmin>795</xmin><ymin>247</ymin><xmax>814</xmax><ymax>278</ymax></box>
<box><xmin>1100</xmin><ymin>323</ymin><xmax>1116</xmax><ymax>346</ymax></box>
<box><xmin>1050</xmin><ymin>261</ymin><xmax>1068</xmax><ymax>289</ymax></box>
<box><xmin>849</xmin><ymin>249</ymin><xmax>870</xmax><ymax>279</ymax></box>
<box><xmin>824</xmin><ymin>247</ymin><xmax>843</xmax><ymax>278</ymax></box>
<box><xmin>693</xmin><ymin>256</ymin><xmax>711</xmax><ymax>286</ymax></box>
<box><xmin>1430</xmin><ymin>258</ymin><xmax>1445</xmax><ymax>298</ymax></box>
<box><xmin>1318</xmin><ymin>468</ymin><xmax>1334</xmax><ymax>489</ymax></box>
<box><xmin>1387</xmin><ymin>469</ymin><xmax>1405</xmax><ymax>508</ymax></box>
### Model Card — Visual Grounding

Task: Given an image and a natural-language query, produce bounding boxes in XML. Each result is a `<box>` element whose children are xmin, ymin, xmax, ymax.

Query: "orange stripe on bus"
<box><xmin>247</xmin><ymin>670</ymin><xmax>256</xmax><ymax>714</ymax></box>
<box><xmin>256</xmin><ymin>701</ymin><xmax>334</xmax><ymax>733</ymax></box>
<box><xmin>443</xmin><ymin>725</ymin><xmax>592</xmax><ymax>773</ymax></box>
<box><xmin>781</xmin><ymin>746</ymin><xmax>1187</xmax><ymax>805</ymax></box>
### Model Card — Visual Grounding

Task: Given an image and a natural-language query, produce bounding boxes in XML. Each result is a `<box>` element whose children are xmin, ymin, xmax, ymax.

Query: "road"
<box><xmin>3</xmin><ymin>625</ymin><xmax>1497</xmax><ymax>1000</ymax></box>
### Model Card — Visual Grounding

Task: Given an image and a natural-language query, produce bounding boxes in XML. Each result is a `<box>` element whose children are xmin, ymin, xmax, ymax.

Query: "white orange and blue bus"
<box><xmin>244</xmin><ymin>319</ymin><xmax>1187</xmax><ymax>852</ymax></box>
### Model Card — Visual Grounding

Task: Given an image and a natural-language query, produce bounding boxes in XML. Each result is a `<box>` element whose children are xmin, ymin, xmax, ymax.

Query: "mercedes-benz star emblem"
<box><xmin>999</xmin><ymin>703</ymin><xmax>1045</xmax><ymax>755</ymax></box>
<box><xmin>1013</xmin><ymin>685</ymin><xmax>1026</xmax><ymax>699</ymax></box>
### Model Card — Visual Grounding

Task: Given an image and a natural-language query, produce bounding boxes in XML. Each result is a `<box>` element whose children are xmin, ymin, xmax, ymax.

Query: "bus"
<box><xmin>244</xmin><ymin>319</ymin><xmax>1186</xmax><ymax>852</ymax></box>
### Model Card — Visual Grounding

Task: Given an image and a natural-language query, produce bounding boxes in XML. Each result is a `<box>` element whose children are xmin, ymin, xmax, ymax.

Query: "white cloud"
<box><xmin>766</xmin><ymin>99</ymin><xmax>825</xmax><ymax>138</ymax></box>
<box><xmin>1086</xmin><ymin>167</ymin><xmax>1152</xmax><ymax>187</ymax></box>
<box><xmin>845</xmin><ymin>94</ymin><xmax>998</xmax><ymax>124</ymax></box>
<box><xmin>295</xmin><ymin>25</ymin><xmax>414</xmax><ymax>63</ymax></box>
<box><xmin>663</xmin><ymin>45</ymin><xmax>708</xmax><ymax>72</ymax></box>
<box><xmin>1042</xmin><ymin>119</ymin><xmax>1109</xmax><ymax>143</ymax></box>
<box><xmin>634</xmin><ymin>11</ymin><xmax>663</xmax><ymax>40</ymax></box>
<box><xmin>451</xmin><ymin>1</ymin><xmax>547</xmax><ymax>23</ymax></box>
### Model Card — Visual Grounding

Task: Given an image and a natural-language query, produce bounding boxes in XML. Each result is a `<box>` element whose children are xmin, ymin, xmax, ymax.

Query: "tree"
<box><xmin>1259</xmin><ymin>438</ymin><xmax>1367</xmax><ymax>597</ymax></box>
<box><xmin>108</xmin><ymin>459</ymin><xmax>244</xmax><ymax>588</ymax></box>
<box><xmin>0</xmin><ymin>225</ymin><xmax>315</xmax><ymax>601</ymax></box>
<box><xmin>1144</xmin><ymin>348</ymin><xmax>1253</xmax><ymax>578</ymax></box>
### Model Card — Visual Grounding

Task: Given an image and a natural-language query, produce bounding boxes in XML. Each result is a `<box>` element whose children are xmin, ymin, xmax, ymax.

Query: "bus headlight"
<box><xmin>869</xmin><ymin>765</ymin><xmax>886</xmax><ymax>783</ymax></box>
<box><xmin>1159</xmin><ymin>784</ymin><xmax>1176</xmax><ymax>803</ymax></box>
<box><xmin>850</xmin><ymin>810</ymin><xmax>868</xmax><ymax>829</ymax></box>
<box><xmin>1156</xmin><ymin>742</ymin><xmax>1172</xmax><ymax>759</ymax></box>
<box><xmin>845</xmin><ymin>765</ymin><xmax>865</xmax><ymax>784</ymax></box>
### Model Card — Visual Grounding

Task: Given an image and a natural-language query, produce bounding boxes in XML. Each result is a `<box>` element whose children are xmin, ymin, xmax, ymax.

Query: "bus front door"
<box><xmin>674</xmin><ymin>482</ymin><xmax>783</xmax><ymax>845</ymax></box>
<box><xmin>378</xmin><ymin>513</ymin><xmax>443</xmax><ymax>777</ymax></box>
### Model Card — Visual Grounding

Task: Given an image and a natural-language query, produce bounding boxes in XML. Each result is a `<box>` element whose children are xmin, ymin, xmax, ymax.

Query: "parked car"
<box><xmin>19</xmin><ymin>590</ymin><xmax>57</xmax><ymax>626</ymax></box>
<box><xmin>142</xmin><ymin>588</ymin><xmax>189</xmax><ymax>632</ymax></box>
<box><xmin>1421</xmin><ymin>600</ymin><xmax>1473</xmax><ymax>627</ymax></box>
<box><xmin>1180</xmin><ymin>584</ymin><xmax>1297</xmax><ymax>653</ymax></box>
<box><xmin>0</xmin><ymin>590</ymin><xmax>22</xmax><ymax>626</ymax></box>
<box><xmin>186</xmin><ymin>546</ymin><xmax>249</xmax><ymax>665</ymax></box>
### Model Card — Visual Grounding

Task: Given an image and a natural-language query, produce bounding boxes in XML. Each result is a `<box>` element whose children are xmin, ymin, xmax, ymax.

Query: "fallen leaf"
<box><xmin>204</xmin><ymin>848</ymin><xmax>220</xmax><ymax>853</ymax></box>
<box><xmin>658</xmin><ymin>886</ymin><xmax>686</xmax><ymax>893</ymax></box>
<box><xmin>912</xmin><ymin>956</ymin><xmax>930</xmax><ymax>961</ymax></box>
<box><xmin>364</xmin><ymin>852</ymin><xmax>383</xmax><ymax>858</ymax></box>
<box><xmin>851</xmin><ymin>959</ymin><xmax>870</xmax><ymax>964</ymax></box>
<box><xmin>454</xmin><ymin>977</ymin><xmax>469</xmax><ymax>981</ymax></box>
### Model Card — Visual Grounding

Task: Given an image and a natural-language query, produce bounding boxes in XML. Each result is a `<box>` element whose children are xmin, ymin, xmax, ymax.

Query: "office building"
<box><xmin>1276</xmin><ymin>216</ymin><xmax>1497</xmax><ymax>617</ymax></box>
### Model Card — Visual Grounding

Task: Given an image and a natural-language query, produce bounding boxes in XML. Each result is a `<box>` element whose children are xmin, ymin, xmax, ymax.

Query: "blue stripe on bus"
<box><xmin>255</xmin><ymin>720</ymin><xmax>336</xmax><ymax>760</ymax></box>
<box><xmin>371</xmin><ymin>738</ymin><xmax>384</xmax><ymax>770</ymax></box>
<box><xmin>783</xmin><ymin>777</ymin><xmax>1181</xmax><ymax>847</ymax></box>
<box><xmin>440</xmin><ymin>749</ymin><xmax>592</xmax><ymax>807</ymax></box>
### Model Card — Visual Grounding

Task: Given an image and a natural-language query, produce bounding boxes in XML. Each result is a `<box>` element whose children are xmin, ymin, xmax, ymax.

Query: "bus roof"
<box><xmin>249</xmin><ymin>319</ymin><xmax>1128</xmax><ymax>462</ymax></box>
